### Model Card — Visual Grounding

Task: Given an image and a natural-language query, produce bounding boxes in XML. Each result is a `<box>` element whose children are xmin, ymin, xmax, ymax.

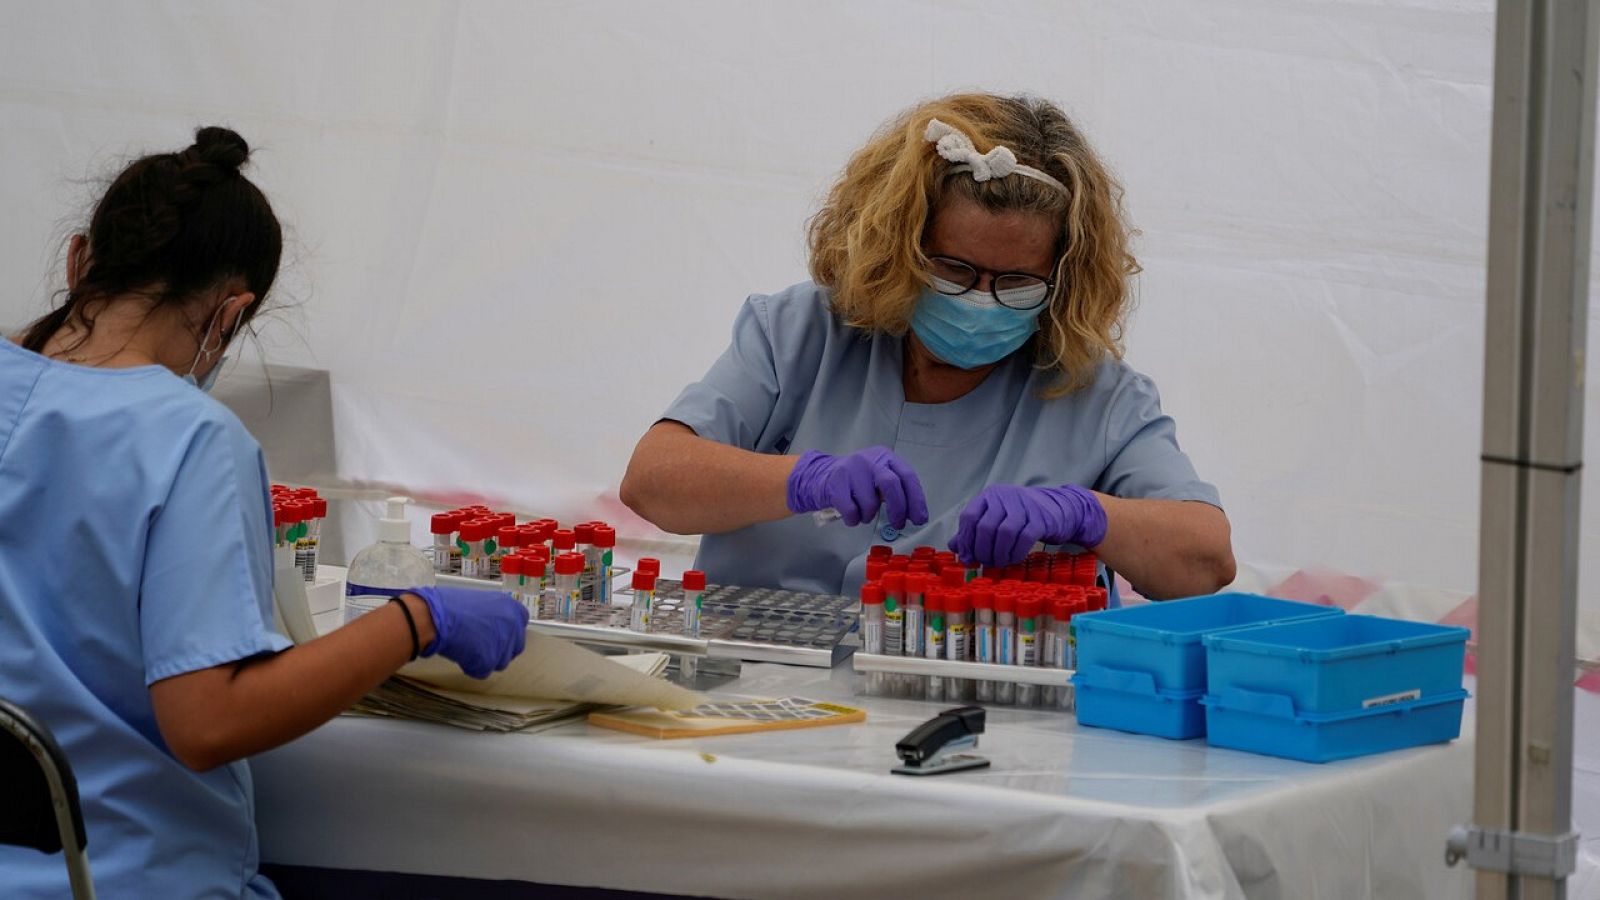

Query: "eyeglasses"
<box><xmin>925</xmin><ymin>255</ymin><xmax>1056</xmax><ymax>311</ymax></box>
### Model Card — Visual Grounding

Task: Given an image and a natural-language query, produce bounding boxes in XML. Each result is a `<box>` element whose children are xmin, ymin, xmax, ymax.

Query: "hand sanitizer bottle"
<box><xmin>344</xmin><ymin>496</ymin><xmax>436</xmax><ymax>626</ymax></box>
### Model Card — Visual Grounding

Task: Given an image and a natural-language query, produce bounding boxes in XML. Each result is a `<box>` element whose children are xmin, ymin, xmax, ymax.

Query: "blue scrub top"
<box><xmin>661</xmin><ymin>282</ymin><xmax>1222</xmax><ymax>597</ymax></box>
<box><xmin>0</xmin><ymin>339</ymin><xmax>290</xmax><ymax>899</ymax></box>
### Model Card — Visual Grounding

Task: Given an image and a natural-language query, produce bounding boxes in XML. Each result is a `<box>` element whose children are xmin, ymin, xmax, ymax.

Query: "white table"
<box><xmin>253</xmin><ymin>627</ymin><xmax>1475</xmax><ymax>899</ymax></box>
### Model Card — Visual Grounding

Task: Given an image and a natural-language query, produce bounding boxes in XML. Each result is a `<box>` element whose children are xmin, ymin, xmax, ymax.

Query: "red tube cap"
<box><xmin>632</xmin><ymin>570</ymin><xmax>657</xmax><ymax>592</ymax></box>
<box><xmin>682</xmin><ymin>569</ymin><xmax>706</xmax><ymax>591</ymax></box>
<box><xmin>860</xmin><ymin>582</ymin><xmax>885</xmax><ymax>606</ymax></box>
<box><xmin>554</xmin><ymin>552</ymin><xmax>585</xmax><ymax>576</ymax></box>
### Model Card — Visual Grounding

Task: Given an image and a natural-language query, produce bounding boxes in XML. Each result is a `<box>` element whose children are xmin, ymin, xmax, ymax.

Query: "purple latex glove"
<box><xmin>786</xmin><ymin>446</ymin><xmax>930</xmax><ymax>529</ymax></box>
<box><xmin>948</xmin><ymin>484</ymin><xmax>1108</xmax><ymax>568</ymax></box>
<box><xmin>407</xmin><ymin>585</ymin><xmax>530</xmax><ymax>679</ymax></box>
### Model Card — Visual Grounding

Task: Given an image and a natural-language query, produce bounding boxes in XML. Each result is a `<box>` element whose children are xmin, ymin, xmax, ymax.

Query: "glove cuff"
<box><xmin>785</xmin><ymin>450</ymin><xmax>832</xmax><ymax>514</ymax></box>
<box><xmin>407</xmin><ymin>586</ymin><xmax>444</xmax><ymax>657</ymax></box>
<box><xmin>1049</xmin><ymin>484</ymin><xmax>1108</xmax><ymax>548</ymax></box>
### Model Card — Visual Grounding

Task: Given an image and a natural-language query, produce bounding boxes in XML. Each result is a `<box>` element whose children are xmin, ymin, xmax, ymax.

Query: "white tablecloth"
<box><xmin>253</xmin><ymin>649</ymin><xmax>1476</xmax><ymax>899</ymax></box>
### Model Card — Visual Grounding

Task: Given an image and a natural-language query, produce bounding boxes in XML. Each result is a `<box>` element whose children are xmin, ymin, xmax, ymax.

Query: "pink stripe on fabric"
<box><xmin>1265</xmin><ymin>568</ymin><xmax>1381</xmax><ymax>610</ymax></box>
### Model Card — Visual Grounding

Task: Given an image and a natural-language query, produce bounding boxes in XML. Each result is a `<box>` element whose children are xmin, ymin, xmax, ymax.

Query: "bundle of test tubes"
<box><xmin>857</xmin><ymin>545</ymin><xmax>1107</xmax><ymax>709</ymax></box>
<box><xmin>427</xmin><ymin>506</ymin><xmax>625</xmax><ymax>617</ymax></box>
<box><xmin>269</xmin><ymin>485</ymin><xmax>328</xmax><ymax>583</ymax></box>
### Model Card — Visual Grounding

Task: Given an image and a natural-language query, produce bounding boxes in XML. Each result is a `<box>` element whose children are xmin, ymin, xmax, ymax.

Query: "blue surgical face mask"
<box><xmin>181</xmin><ymin>305</ymin><xmax>231</xmax><ymax>393</ymax></box>
<box><xmin>909</xmin><ymin>277</ymin><xmax>1046</xmax><ymax>370</ymax></box>
<box><xmin>182</xmin><ymin>354</ymin><xmax>228</xmax><ymax>393</ymax></box>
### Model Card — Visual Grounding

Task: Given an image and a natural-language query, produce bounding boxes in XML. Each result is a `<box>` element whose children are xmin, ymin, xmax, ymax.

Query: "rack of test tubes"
<box><xmin>423</xmin><ymin>507</ymin><xmax>856</xmax><ymax>666</ymax></box>
<box><xmin>270</xmin><ymin>485</ymin><xmax>329</xmax><ymax>583</ymax></box>
<box><xmin>851</xmin><ymin>546</ymin><xmax>1108</xmax><ymax>710</ymax></box>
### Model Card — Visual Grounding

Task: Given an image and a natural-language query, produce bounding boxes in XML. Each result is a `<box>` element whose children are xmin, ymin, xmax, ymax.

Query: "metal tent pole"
<box><xmin>1446</xmin><ymin>0</ymin><xmax>1597</xmax><ymax>896</ymax></box>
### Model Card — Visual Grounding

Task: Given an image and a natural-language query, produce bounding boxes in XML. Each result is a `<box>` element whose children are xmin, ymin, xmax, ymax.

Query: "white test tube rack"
<box><xmin>851</xmin><ymin>652</ymin><xmax>1077</xmax><ymax>710</ymax></box>
<box><xmin>434</xmin><ymin>571</ymin><xmax>711</xmax><ymax>659</ymax></box>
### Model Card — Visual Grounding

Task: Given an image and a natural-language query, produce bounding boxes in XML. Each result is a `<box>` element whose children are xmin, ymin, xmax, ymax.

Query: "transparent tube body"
<box><xmin>884</xmin><ymin>591</ymin><xmax>904</xmax><ymax>655</ymax></box>
<box><xmin>684</xmin><ymin>588</ymin><xmax>704</xmax><ymax>637</ymax></box>
<box><xmin>554</xmin><ymin>571</ymin><xmax>580</xmax><ymax>622</ymax></box>
<box><xmin>974</xmin><ymin>607</ymin><xmax>996</xmax><ymax>703</ymax></box>
<box><xmin>924</xmin><ymin>611</ymin><xmax>946</xmax><ymax>702</ymax></box>
<box><xmin>630</xmin><ymin>588</ymin><xmax>654</xmax><ymax>632</ymax></box>
<box><xmin>1016</xmin><ymin>613</ymin><xmax>1039</xmax><ymax>707</ymax></box>
<box><xmin>432</xmin><ymin>533</ymin><xmax>454</xmax><ymax>574</ymax></box>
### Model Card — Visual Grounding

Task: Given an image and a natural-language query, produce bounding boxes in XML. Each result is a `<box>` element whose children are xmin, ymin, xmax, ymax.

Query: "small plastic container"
<box><xmin>1072</xmin><ymin>593</ymin><xmax>1342</xmax><ymax>740</ymax></box>
<box><xmin>1203</xmin><ymin>614</ymin><xmax>1470</xmax><ymax>714</ymax></box>
<box><xmin>1075</xmin><ymin>593</ymin><xmax>1343</xmax><ymax>695</ymax></box>
<box><xmin>1074</xmin><ymin>667</ymin><xmax>1205</xmax><ymax>739</ymax></box>
<box><xmin>1202</xmin><ymin>689</ymin><xmax>1469</xmax><ymax>763</ymax></box>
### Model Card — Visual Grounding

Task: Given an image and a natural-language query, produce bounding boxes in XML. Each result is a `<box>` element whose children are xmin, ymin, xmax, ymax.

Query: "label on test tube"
<box><xmin>972</xmin><ymin>588</ymin><xmax>995</xmax><ymax>664</ymax></box>
<box><xmin>630</xmin><ymin>569</ymin><xmax>655</xmax><ymax>632</ymax></box>
<box><xmin>1016</xmin><ymin>596</ymin><xmax>1042</xmax><ymax>667</ymax></box>
<box><xmin>554</xmin><ymin>552</ymin><xmax>584</xmax><ymax>622</ymax></box>
<box><xmin>882</xmin><ymin>572</ymin><xmax>905</xmax><ymax>655</ymax></box>
<box><xmin>859</xmin><ymin>582</ymin><xmax>885</xmax><ymax>654</ymax></box>
<box><xmin>924</xmin><ymin>592</ymin><xmax>946</xmax><ymax>661</ymax></box>
<box><xmin>682</xmin><ymin>569</ymin><xmax>706</xmax><ymax>637</ymax></box>
<box><xmin>903</xmin><ymin>576</ymin><xmax>926</xmax><ymax>658</ymax></box>
<box><xmin>946</xmin><ymin>591</ymin><xmax>970</xmax><ymax>663</ymax></box>
<box><xmin>996</xmin><ymin>592</ymin><xmax>1017</xmax><ymax>666</ymax></box>
<box><xmin>593</xmin><ymin>525</ymin><xmax>616</xmax><ymax>606</ymax></box>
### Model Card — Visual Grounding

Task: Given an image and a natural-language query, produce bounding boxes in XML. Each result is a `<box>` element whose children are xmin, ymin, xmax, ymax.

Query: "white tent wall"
<box><xmin>2</xmin><ymin>2</ymin><xmax>1596</xmax><ymax>641</ymax></box>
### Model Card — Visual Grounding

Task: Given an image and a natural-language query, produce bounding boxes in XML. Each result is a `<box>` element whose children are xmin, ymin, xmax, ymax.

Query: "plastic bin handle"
<box><xmin>1075</xmin><ymin>665</ymin><xmax>1158</xmax><ymax>696</ymax></box>
<box><xmin>1213</xmin><ymin>687</ymin><xmax>1297</xmax><ymax>718</ymax></box>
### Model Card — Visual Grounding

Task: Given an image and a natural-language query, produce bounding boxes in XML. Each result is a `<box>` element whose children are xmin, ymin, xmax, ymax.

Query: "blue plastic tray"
<box><xmin>1202</xmin><ymin>614</ymin><xmax>1469</xmax><ymax>715</ymax></box>
<box><xmin>1073</xmin><ymin>665</ymin><xmax>1206</xmax><ymax>739</ymax></box>
<box><xmin>1202</xmin><ymin>687</ymin><xmax>1468</xmax><ymax>762</ymax></box>
<box><xmin>1074</xmin><ymin>593</ymin><xmax>1343</xmax><ymax>695</ymax></box>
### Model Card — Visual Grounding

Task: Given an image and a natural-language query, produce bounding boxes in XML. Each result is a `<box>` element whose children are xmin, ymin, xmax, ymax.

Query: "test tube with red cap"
<box><xmin>573</xmin><ymin>523</ymin><xmax>597</xmax><ymax>602</ymax></box>
<box><xmin>500</xmin><ymin>553</ymin><xmax>524</xmax><ymax>606</ymax></box>
<box><xmin>903</xmin><ymin>574</ymin><xmax>927</xmax><ymax>659</ymax></box>
<box><xmin>881</xmin><ymin>572</ymin><xmax>906</xmax><ymax>656</ymax></box>
<box><xmin>682</xmin><ymin>569</ymin><xmax>706</xmax><ymax>637</ymax></box>
<box><xmin>551</xmin><ymin>528</ymin><xmax>577</xmax><ymax>559</ymax></box>
<box><xmin>496</xmin><ymin>526</ymin><xmax>522</xmax><ymax>579</ymax></box>
<box><xmin>524</xmin><ymin>548</ymin><xmax>550</xmax><ymax>612</ymax></box>
<box><xmin>859</xmin><ymin>581</ymin><xmax>886</xmax><ymax>694</ymax></box>
<box><xmin>591</xmin><ymin>525</ymin><xmax>616</xmax><ymax>606</ymax></box>
<box><xmin>1016</xmin><ymin>595</ymin><xmax>1044</xmax><ymax>706</ymax></box>
<box><xmin>864</xmin><ymin>558</ymin><xmax>886</xmax><ymax>585</ymax></box>
<box><xmin>923</xmin><ymin>590</ymin><xmax>947</xmax><ymax>702</ymax></box>
<box><xmin>995</xmin><ymin>588</ymin><xmax>1018</xmax><ymax>704</ymax></box>
<box><xmin>430</xmin><ymin>512</ymin><xmax>459</xmax><ymax>574</ymax></box>
<box><xmin>553</xmin><ymin>552</ymin><xmax>584</xmax><ymax>622</ymax></box>
<box><xmin>456</xmin><ymin>519</ymin><xmax>485</xmax><ymax>578</ymax></box>
<box><xmin>946</xmin><ymin>589</ymin><xmax>972</xmax><ymax>700</ymax></box>
<box><xmin>972</xmin><ymin>585</ymin><xmax>997</xmax><ymax>703</ymax></box>
<box><xmin>525</xmin><ymin>554</ymin><xmax>550</xmax><ymax>618</ymax></box>
<box><xmin>629</xmin><ymin>569</ymin><xmax>656</xmax><ymax>632</ymax></box>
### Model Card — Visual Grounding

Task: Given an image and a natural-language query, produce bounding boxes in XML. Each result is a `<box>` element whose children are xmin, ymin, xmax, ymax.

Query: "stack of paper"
<box><xmin>349</xmin><ymin>630</ymin><xmax>707</xmax><ymax>732</ymax></box>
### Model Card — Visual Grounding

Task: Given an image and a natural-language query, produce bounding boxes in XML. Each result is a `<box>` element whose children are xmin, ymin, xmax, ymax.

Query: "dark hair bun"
<box><xmin>190</xmin><ymin>126</ymin><xmax>250</xmax><ymax>171</ymax></box>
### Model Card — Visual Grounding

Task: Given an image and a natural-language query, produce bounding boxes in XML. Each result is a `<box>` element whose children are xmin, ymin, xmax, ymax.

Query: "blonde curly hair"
<box><xmin>808</xmin><ymin>93</ymin><xmax>1138</xmax><ymax>396</ymax></box>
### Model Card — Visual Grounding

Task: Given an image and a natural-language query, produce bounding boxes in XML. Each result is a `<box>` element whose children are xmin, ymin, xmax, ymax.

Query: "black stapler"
<box><xmin>891</xmin><ymin>706</ymin><xmax>990</xmax><ymax>776</ymax></box>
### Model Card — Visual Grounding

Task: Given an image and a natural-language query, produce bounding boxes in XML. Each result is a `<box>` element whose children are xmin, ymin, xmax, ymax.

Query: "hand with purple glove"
<box><xmin>406</xmin><ymin>585</ymin><xmax>530</xmax><ymax>679</ymax></box>
<box><xmin>949</xmin><ymin>484</ymin><xmax>1108</xmax><ymax>568</ymax></box>
<box><xmin>786</xmin><ymin>446</ymin><xmax>930</xmax><ymax>529</ymax></box>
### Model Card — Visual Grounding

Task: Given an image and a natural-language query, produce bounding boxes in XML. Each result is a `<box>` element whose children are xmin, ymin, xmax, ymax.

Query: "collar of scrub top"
<box><xmin>924</xmin><ymin>118</ymin><xmax>1069</xmax><ymax>194</ymax></box>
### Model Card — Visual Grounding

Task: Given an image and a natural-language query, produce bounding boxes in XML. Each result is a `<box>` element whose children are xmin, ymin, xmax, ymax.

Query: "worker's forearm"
<box><xmin>155</xmin><ymin>594</ymin><xmax>437</xmax><ymax>770</ymax></box>
<box><xmin>1092</xmin><ymin>495</ymin><xmax>1236</xmax><ymax>600</ymax></box>
<box><xmin>621</xmin><ymin>423</ymin><xmax>797</xmax><ymax>534</ymax></box>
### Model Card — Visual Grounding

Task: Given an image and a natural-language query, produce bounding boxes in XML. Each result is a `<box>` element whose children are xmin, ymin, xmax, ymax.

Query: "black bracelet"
<box><xmin>389</xmin><ymin>596</ymin><xmax>421</xmax><ymax>660</ymax></box>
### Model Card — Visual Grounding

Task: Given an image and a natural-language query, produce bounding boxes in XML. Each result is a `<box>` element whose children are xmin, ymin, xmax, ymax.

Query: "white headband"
<box><xmin>924</xmin><ymin>118</ymin><xmax>1067</xmax><ymax>194</ymax></box>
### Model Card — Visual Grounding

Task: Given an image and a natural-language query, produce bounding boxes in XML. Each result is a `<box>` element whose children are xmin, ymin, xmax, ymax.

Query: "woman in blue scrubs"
<box><xmin>0</xmin><ymin>128</ymin><xmax>528</xmax><ymax>898</ymax></box>
<box><xmin>621</xmin><ymin>94</ymin><xmax>1235</xmax><ymax>600</ymax></box>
